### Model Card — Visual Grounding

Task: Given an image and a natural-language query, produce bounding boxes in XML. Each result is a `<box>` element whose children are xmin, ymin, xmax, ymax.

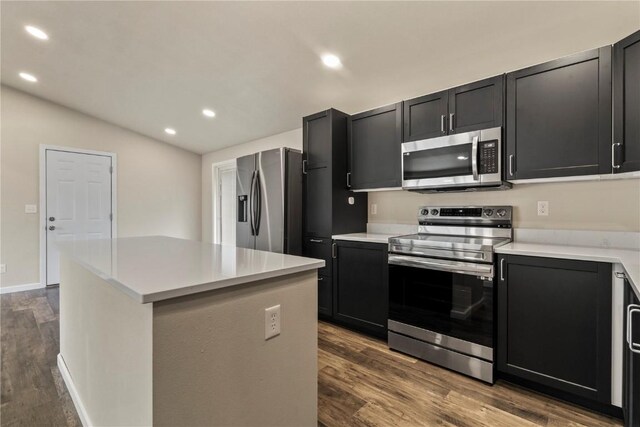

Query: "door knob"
<box><xmin>49</xmin><ymin>217</ymin><xmax>55</xmax><ymax>222</ymax></box>
<box><xmin>48</xmin><ymin>225</ymin><xmax>55</xmax><ymax>231</ymax></box>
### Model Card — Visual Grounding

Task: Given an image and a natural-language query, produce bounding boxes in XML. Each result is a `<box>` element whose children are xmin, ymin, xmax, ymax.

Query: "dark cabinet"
<box><xmin>302</xmin><ymin>109</ymin><xmax>368</xmax><ymax>316</ymax></box>
<box><xmin>624</xmin><ymin>281</ymin><xmax>640</xmax><ymax>426</ymax></box>
<box><xmin>403</xmin><ymin>75</ymin><xmax>503</xmax><ymax>142</ymax></box>
<box><xmin>497</xmin><ymin>255</ymin><xmax>612</xmax><ymax>404</ymax></box>
<box><xmin>614</xmin><ymin>30</ymin><xmax>640</xmax><ymax>173</ymax></box>
<box><xmin>403</xmin><ymin>90</ymin><xmax>448</xmax><ymax>141</ymax></box>
<box><xmin>506</xmin><ymin>47</ymin><xmax>612</xmax><ymax>180</ymax></box>
<box><xmin>348</xmin><ymin>103</ymin><xmax>403</xmax><ymax>190</ymax></box>
<box><xmin>333</xmin><ymin>240</ymin><xmax>388</xmax><ymax>338</ymax></box>
<box><xmin>303</xmin><ymin>110</ymin><xmax>332</xmax><ymax>170</ymax></box>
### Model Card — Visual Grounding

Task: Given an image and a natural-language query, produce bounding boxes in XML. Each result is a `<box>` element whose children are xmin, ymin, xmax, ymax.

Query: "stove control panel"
<box><xmin>419</xmin><ymin>206</ymin><xmax>512</xmax><ymax>221</ymax></box>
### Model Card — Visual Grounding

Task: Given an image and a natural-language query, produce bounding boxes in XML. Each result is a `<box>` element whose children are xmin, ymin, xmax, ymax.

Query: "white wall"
<box><xmin>1</xmin><ymin>85</ymin><xmax>202</xmax><ymax>288</ymax></box>
<box><xmin>201</xmin><ymin>128</ymin><xmax>302</xmax><ymax>242</ymax></box>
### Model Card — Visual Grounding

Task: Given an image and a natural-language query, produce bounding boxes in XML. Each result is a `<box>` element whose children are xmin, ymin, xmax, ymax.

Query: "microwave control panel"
<box><xmin>479</xmin><ymin>141</ymin><xmax>498</xmax><ymax>174</ymax></box>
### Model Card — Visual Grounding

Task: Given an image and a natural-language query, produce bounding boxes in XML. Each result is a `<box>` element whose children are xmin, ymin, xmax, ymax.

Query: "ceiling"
<box><xmin>2</xmin><ymin>1</ymin><xmax>639</xmax><ymax>154</ymax></box>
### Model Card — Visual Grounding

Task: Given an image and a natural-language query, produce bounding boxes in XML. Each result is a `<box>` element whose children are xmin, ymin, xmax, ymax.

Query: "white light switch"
<box><xmin>0</xmin><ymin>264</ymin><xmax>6</xmax><ymax>274</ymax></box>
<box><xmin>537</xmin><ymin>201</ymin><xmax>549</xmax><ymax>216</ymax></box>
<box><xmin>25</xmin><ymin>204</ymin><xmax>37</xmax><ymax>214</ymax></box>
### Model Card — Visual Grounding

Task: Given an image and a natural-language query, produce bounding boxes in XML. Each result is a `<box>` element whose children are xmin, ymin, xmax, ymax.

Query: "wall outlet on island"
<box><xmin>265</xmin><ymin>305</ymin><xmax>281</xmax><ymax>340</ymax></box>
<box><xmin>370</xmin><ymin>203</ymin><xmax>377</xmax><ymax>215</ymax></box>
<box><xmin>0</xmin><ymin>264</ymin><xmax>5</xmax><ymax>274</ymax></box>
<box><xmin>537</xmin><ymin>201</ymin><xmax>549</xmax><ymax>216</ymax></box>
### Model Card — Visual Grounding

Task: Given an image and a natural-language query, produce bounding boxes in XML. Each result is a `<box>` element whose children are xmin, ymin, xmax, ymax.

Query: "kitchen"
<box><xmin>1</xmin><ymin>2</ymin><xmax>640</xmax><ymax>427</ymax></box>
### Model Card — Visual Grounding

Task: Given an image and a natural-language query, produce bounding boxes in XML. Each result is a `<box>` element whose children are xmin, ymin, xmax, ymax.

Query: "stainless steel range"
<box><xmin>387</xmin><ymin>206</ymin><xmax>513</xmax><ymax>383</ymax></box>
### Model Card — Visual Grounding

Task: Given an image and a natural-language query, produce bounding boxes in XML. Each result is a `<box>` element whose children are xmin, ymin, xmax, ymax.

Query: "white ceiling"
<box><xmin>2</xmin><ymin>1</ymin><xmax>639</xmax><ymax>154</ymax></box>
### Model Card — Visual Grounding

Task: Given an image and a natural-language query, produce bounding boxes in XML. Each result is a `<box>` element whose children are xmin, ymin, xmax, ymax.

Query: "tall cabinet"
<box><xmin>302</xmin><ymin>109</ymin><xmax>368</xmax><ymax>317</ymax></box>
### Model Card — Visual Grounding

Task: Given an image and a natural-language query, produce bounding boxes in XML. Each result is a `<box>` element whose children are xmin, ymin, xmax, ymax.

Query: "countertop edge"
<box><xmin>331</xmin><ymin>233</ymin><xmax>398</xmax><ymax>244</ymax></box>
<box><xmin>61</xmin><ymin>251</ymin><xmax>325</xmax><ymax>304</ymax></box>
<box><xmin>496</xmin><ymin>243</ymin><xmax>640</xmax><ymax>298</ymax></box>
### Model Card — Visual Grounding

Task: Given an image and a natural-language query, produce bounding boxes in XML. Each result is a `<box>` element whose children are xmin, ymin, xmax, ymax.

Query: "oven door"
<box><xmin>388</xmin><ymin>254</ymin><xmax>495</xmax><ymax>359</ymax></box>
<box><xmin>401</xmin><ymin>127</ymin><xmax>502</xmax><ymax>190</ymax></box>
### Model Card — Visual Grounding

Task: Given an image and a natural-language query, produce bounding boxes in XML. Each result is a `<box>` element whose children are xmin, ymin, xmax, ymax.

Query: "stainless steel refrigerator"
<box><xmin>236</xmin><ymin>148</ymin><xmax>302</xmax><ymax>255</ymax></box>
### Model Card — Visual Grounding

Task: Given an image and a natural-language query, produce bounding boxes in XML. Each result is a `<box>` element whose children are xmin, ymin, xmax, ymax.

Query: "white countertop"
<box><xmin>57</xmin><ymin>236</ymin><xmax>325</xmax><ymax>303</ymax></box>
<box><xmin>496</xmin><ymin>242</ymin><xmax>640</xmax><ymax>297</ymax></box>
<box><xmin>332</xmin><ymin>232</ymin><xmax>400</xmax><ymax>244</ymax></box>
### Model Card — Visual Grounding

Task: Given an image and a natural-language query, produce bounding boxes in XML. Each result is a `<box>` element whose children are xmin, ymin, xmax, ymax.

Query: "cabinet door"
<box><xmin>614</xmin><ymin>30</ymin><xmax>640</xmax><ymax>173</ymax></box>
<box><xmin>318</xmin><ymin>275</ymin><xmax>333</xmax><ymax>317</ymax></box>
<box><xmin>448</xmin><ymin>75</ymin><xmax>504</xmax><ymax>134</ymax></box>
<box><xmin>403</xmin><ymin>90</ymin><xmax>448</xmax><ymax>142</ymax></box>
<box><xmin>302</xmin><ymin>236</ymin><xmax>332</xmax><ymax>277</ymax></box>
<box><xmin>303</xmin><ymin>110</ymin><xmax>331</xmax><ymax>170</ymax></box>
<box><xmin>303</xmin><ymin>168</ymin><xmax>331</xmax><ymax>238</ymax></box>
<box><xmin>506</xmin><ymin>47</ymin><xmax>612</xmax><ymax>180</ymax></box>
<box><xmin>497</xmin><ymin>255</ymin><xmax>612</xmax><ymax>403</ymax></box>
<box><xmin>625</xmin><ymin>282</ymin><xmax>640</xmax><ymax>426</ymax></box>
<box><xmin>333</xmin><ymin>241</ymin><xmax>388</xmax><ymax>338</ymax></box>
<box><xmin>348</xmin><ymin>103</ymin><xmax>402</xmax><ymax>190</ymax></box>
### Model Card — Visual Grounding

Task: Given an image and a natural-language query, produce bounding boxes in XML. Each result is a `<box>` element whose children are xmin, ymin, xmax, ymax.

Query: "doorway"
<box><xmin>40</xmin><ymin>147</ymin><xmax>116</xmax><ymax>286</ymax></box>
<box><xmin>213</xmin><ymin>160</ymin><xmax>237</xmax><ymax>245</ymax></box>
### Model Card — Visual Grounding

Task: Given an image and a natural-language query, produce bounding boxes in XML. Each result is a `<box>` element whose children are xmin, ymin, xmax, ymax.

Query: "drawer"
<box><xmin>303</xmin><ymin>236</ymin><xmax>332</xmax><ymax>276</ymax></box>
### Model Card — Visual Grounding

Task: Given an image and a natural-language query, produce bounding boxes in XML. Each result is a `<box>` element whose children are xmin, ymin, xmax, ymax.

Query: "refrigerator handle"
<box><xmin>249</xmin><ymin>170</ymin><xmax>256</xmax><ymax>236</ymax></box>
<box><xmin>254</xmin><ymin>170</ymin><xmax>262</xmax><ymax>235</ymax></box>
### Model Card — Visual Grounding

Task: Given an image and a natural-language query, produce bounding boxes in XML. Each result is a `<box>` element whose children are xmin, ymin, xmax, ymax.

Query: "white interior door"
<box><xmin>46</xmin><ymin>150</ymin><xmax>113</xmax><ymax>285</ymax></box>
<box><xmin>216</xmin><ymin>164</ymin><xmax>236</xmax><ymax>245</ymax></box>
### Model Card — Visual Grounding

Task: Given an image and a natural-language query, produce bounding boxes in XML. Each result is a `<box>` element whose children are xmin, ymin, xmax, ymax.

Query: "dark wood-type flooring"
<box><xmin>0</xmin><ymin>288</ymin><xmax>623</xmax><ymax>426</ymax></box>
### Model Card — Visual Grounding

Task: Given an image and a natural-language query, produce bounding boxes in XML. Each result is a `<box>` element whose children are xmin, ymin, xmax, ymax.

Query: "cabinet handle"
<box><xmin>346</xmin><ymin>172</ymin><xmax>351</xmax><ymax>188</ymax></box>
<box><xmin>449</xmin><ymin>113</ymin><xmax>455</xmax><ymax>132</ymax></box>
<box><xmin>332</xmin><ymin>243</ymin><xmax>337</xmax><ymax>259</ymax></box>
<box><xmin>302</xmin><ymin>159</ymin><xmax>308</xmax><ymax>174</ymax></box>
<box><xmin>612</xmin><ymin>143</ymin><xmax>622</xmax><ymax>170</ymax></box>
<box><xmin>628</xmin><ymin>305</ymin><xmax>640</xmax><ymax>354</ymax></box>
<box><xmin>318</xmin><ymin>277</ymin><xmax>324</xmax><ymax>282</ymax></box>
<box><xmin>309</xmin><ymin>239</ymin><xmax>323</xmax><ymax>243</ymax></box>
<box><xmin>440</xmin><ymin>115</ymin><xmax>446</xmax><ymax>134</ymax></box>
<box><xmin>500</xmin><ymin>258</ymin><xmax>505</xmax><ymax>281</ymax></box>
<box><xmin>509</xmin><ymin>155</ymin><xmax>515</xmax><ymax>177</ymax></box>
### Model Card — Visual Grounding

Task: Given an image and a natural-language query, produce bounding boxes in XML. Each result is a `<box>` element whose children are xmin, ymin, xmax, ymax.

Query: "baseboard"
<box><xmin>57</xmin><ymin>354</ymin><xmax>92</xmax><ymax>427</ymax></box>
<box><xmin>0</xmin><ymin>282</ymin><xmax>44</xmax><ymax>294</ymax></box>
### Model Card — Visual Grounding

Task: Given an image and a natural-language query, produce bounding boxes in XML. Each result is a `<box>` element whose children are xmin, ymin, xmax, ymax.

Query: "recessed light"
<box><xmin>19</xmin><ymin>72</ymin><xmax>38</xmax><ymax>83</ymax></box>
<box><xmin>202</xmin><ymin>109</ymin><xmax>216</xmax><ymax>118</ymax></box>
<box><xmin>321</xmin><ymin>54</ymin><xmax>342</xmax><ymax>69</ymax></box>
<box><xmin>25</xmin><ymin>25</ymin><xmax>48</xmax><ymax>40</ymax></box>
<box><xmin>164</xmin><ymin>128</ymin><xmax>176</xmax><ymax>135</ymax></box>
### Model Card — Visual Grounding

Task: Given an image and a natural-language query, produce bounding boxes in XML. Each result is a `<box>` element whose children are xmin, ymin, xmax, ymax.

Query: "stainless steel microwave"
<box><xmin>401</xmin><ymin>127</ymin><xmax>509</xmax><ymax>192</ymax></box>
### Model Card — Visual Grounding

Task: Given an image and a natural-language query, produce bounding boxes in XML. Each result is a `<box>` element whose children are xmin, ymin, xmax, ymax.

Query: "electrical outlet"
<box><xmin>265</xmin><ymin>305</ymin><xmax>281</xmax><ymax>340</ymax></box>
<box><xmin>537</xmin><ymin>201</ymin><xmax>549</xmax><ymax>216</ymax></box>
<box><xmin>25</xmin><ymin>204</ymin><xmax>37</xmax><ymax>214</ymax></box>
<box><xmin>370</xmin><ymin>203</ymin><xmax>377</xmax><ymax>215</ymax></box>
<box><xmin>0</xmin><ymin>264</ymin><xmax>6</xmax><ymax>274</ymax></box>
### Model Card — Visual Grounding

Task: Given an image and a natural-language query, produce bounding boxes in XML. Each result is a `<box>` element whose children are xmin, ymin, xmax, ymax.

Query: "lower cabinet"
<box><xmin>318</xmin><ymin>275</ymin><xmax>332</xmax><ymax>317</ymax></box>
<box><xmin>624</xmin><ymin>280</ymin><xmax>640</xmax><ymax>426</ymax></box>
<box><xmin>497</xmin><ymin>255</ymin><xmax>612</xmax><ymax>404</ymax></box>
<box><xmin>333</xmin><ymin>240</ymin><xmax>388</xmax><ymax>338</ymax></box>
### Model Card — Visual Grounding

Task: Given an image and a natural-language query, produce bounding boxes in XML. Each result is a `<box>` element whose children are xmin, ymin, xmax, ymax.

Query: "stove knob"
<box><xmin>430</xmin><ymin>209</ymin><xmax>439</xmax><ymax>216</ymax></box>
<box><xmin>483</xmin><ymin>209</ymin><xmax>494</xmax><ymax>217</ymax></box>
<box><xmin>497</xmin><ymin>209</ymin><xmax>507</xmax><ymax>217</ymax></box>
<box><xmin>421</xmin><ymin>209</ymin><xmax>428</xmax><ymax>215</ymax></box>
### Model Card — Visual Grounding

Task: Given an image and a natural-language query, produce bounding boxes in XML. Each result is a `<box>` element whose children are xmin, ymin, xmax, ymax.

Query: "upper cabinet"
<box><xmin>303</xmin><ymin>110</ymin><xmax>332</xmax><ymax>170</ymax></box>
<box><xmin>613</xmin><ymin>30</ymin><xmax>640</xmax><ymax>173</ymax></box>
<box><xmin>348</xmin><ymin>102</ymin><xmax>403</xmax><ymax>190</ymax></box>
<box><xmin>505</xmin><ymin>47</ymin><xmax>612</xmax><ymax>180</ymax></box>
<box><xmin>403</xmin><ymin>75</ymin><xmax>504</xmax><ymax>142</ymax></box>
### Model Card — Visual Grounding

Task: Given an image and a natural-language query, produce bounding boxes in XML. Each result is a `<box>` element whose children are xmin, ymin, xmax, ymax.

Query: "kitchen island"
<box><xmin>56</xmin><ymin>236</ymin><xmax>324</xmax><ymax>427</ymax></box>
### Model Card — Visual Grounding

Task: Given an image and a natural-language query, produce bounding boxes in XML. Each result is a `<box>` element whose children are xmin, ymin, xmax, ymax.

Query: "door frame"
<box><xmin>211</xmin><ymin>159</ymin><xmax>236</xmax><ymax>244</ymax></box>
<box><xmin>39</xmin><ymin>145</ymin><xmax>118</xmax><ymax>287</ymax></box>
